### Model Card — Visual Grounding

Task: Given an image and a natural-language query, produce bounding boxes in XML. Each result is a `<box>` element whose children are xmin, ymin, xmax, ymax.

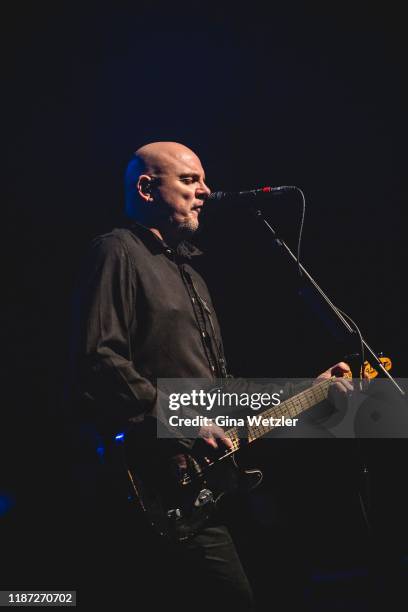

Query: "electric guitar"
<box><xmin>122</xmin><ymin>358</ymin><xmax>391</xmax><ymax>542</ymax></box>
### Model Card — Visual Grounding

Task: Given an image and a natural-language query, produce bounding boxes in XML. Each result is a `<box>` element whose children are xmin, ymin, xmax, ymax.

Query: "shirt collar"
<box><xmin>128</xmin><ymin>222</ymin><xmax>203</xmax><ymax>260</ymax></box>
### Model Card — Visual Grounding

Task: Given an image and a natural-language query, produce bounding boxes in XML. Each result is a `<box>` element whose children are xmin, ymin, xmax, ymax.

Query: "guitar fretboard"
<box><xmin>225</xmin><ymin>377</ymin><xmax>334</xmax><ymax>452</ymax></box>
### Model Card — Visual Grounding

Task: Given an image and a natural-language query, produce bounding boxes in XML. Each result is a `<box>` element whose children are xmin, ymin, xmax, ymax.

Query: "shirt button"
<box><xmin>202</xmin><ymin>331</ymin><xmax>207</xmax><ymax>338</ymax></box>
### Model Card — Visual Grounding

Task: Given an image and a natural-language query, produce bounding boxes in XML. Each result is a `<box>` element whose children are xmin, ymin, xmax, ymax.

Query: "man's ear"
<box><xmin>137</xmin><ymin>174</ymin><xmax>154</xmax><ymax>201</ymax></box>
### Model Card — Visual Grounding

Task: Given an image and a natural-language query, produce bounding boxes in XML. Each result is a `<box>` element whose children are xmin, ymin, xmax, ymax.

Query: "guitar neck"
<box><xmin>225</xmin><ymin>377</ymin><xmax>334</xmax><ymax>450</ymax></box>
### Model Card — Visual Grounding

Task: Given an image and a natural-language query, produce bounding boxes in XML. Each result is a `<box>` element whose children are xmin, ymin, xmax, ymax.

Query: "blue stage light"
<box><xmin>0</xmin><ymin>492</ymin><xmax>16</xmax><ymax>516</ymax></box>
<box><xmin>96</xmin><ymin>445</ymin><xmax>105</xmax><ymax>459</ymax></box>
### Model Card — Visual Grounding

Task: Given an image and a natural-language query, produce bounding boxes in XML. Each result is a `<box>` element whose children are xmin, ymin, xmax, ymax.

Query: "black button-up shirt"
<box><xmin>70</xmin><ymin>223</ymin><xmax>226</xmax><ymax>434</ymax></box>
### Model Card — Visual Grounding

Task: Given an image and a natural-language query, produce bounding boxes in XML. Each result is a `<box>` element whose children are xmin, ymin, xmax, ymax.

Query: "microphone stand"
<box><xmin>252</xmin><ymin>208</ymin><xmax>404</xmax><ymax>395</ymax></box>
<box><xmin>251</xmin><ymin>207</ymin><xmax>405</xmax><ymax>531</ymax></box>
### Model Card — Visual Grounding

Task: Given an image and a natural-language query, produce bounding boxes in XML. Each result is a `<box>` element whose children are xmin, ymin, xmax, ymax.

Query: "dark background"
<box><xmin>2</xmin><ymin>1</ymin><xmax>407</xmax><ymax>608</ymax></box>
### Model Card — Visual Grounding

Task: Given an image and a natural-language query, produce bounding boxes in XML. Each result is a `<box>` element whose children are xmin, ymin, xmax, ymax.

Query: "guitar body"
<box><xmin>122</xmin><ymin>356</ymin><xmax>391</xmax><ymax>542</ymax></box>
<box><xmin>125</xmin><ymin>442</ymin><xmax>263</xmax><ymax>541</ymax></box>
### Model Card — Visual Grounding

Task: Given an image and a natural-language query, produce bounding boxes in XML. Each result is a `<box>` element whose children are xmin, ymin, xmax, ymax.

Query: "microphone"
<box><xmin>207</xmin><ymin>185</ymin><xmax>297</xmax><ymax>202</ymax></box>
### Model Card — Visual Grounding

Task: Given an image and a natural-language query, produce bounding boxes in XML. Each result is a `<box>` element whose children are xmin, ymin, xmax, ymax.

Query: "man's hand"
<box><xmin>197</xmin><ymin>422</ymin><xmax>234</xmax><ymax>451</ymax></box>
<box><xmin>192</xmin><ymin>422</ymin><xmax>234</xmax><ymax>464</ymax></box>
<box><xmin>313</xmin><ymin>361</ymin><xmax>354</xmax><ymax>395</ymax></box>
<box><xmin>173</xmin><ymin>423</ymin><xmax>233</xmax><ymax>471</ymax></box>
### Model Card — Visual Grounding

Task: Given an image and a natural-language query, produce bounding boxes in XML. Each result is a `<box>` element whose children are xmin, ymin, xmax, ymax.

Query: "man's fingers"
<box><xmin>332</xmin><ymin>377</ymin><xmax>354</xmax><ymax>393</ymax></box>
<box><xmin>331</xmin><ymin>361</ymin><xmax>352</xmax><ymax>377</ymax></box>
<box><xmin>201</xmin><ymin>429</ymin><xmax>218</xmax><ymax>448</ymax></box>
<box><xmin>206</xmin><ymin>437</ymin><xmax>218</xmax><ymax>449</ymax></box>
<box><xmin>315</xmin><ymin>361</ymin><xmax>352</xmax><ymax>385</ymax></box>
<box><xmin>199</xmin><ymin>424</ymin><xmax>233</xmax><ymax>450</ymax></box>
<box><xmin>211</xmin><ymin>426</ymin><xmax>233</xmax><ymax>450</ymax></box>
<box><xmin>217</xmin><ymin>435</ymin><xmax>233</xmax><ymax>450</ymax></box>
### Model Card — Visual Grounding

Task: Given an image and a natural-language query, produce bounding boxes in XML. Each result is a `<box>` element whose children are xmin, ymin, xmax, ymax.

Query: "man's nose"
<box><xmin>197</xmin><ymin>181</ymin><xmax>211</xmax><ymax>199</ymax></box>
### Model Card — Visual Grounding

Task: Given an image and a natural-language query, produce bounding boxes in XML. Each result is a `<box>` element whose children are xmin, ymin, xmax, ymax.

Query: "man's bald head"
<box><xmin>133</xmin><ymin>141</ymin><xmax>202</xmax><ymax>175</ymax></box>
<box><xmin>124</xmin><ymin>142</ymin><xmax>203</xmax><ymax>218</ymax></box>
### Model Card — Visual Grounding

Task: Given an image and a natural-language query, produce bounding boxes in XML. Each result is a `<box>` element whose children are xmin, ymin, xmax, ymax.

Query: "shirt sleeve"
<box><xmin>73</xmin><ymin>234</ymin><xmax>194</xmax><ymax>447</ymax></box>
<box><xmin>72</xmin><ymin>235</ymin><xmax>149</xmax><ymax>426</ymax></box>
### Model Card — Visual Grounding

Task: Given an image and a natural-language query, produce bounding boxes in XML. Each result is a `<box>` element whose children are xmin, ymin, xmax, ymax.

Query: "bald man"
<box><xmin>70</xmin><ymin>142</ymin><xmax>255</xmax><ymax>609</ymax></box>
<box><xmin>69</xmin><ymin>141</ymin><xmax>351</xmax><ymax>610</ymax></box>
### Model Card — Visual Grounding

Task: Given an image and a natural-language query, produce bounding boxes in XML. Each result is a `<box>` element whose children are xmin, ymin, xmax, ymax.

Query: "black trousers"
<box><xmin>76</xmin><ymin>504</ymin><xmax>254</xmax><ymax>610</ymax></box>
<box><xmin>167</xmin><ymin>522</ymin><xmax>255</xmax><ymax>611</ymax></box>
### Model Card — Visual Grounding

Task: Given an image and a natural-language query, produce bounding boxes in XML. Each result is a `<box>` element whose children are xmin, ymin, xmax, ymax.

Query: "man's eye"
<box><xmin>181</xmin><ymin>177</ymin><xmax>194</xmax><ymax>184</ymax></box>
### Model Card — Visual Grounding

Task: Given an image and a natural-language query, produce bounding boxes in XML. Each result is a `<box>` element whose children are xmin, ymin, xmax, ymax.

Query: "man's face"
<box><xmin>152</xmin><ymin>151</ymin><xmax>211</xmax><ymax>236</ymax></box>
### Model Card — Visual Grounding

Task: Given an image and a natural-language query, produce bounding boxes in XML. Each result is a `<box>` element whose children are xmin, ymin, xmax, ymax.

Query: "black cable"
<box><xmin>293</xmin><ymin>187</ymin><xmax>306</xmax><ymax>279</ymax></box>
